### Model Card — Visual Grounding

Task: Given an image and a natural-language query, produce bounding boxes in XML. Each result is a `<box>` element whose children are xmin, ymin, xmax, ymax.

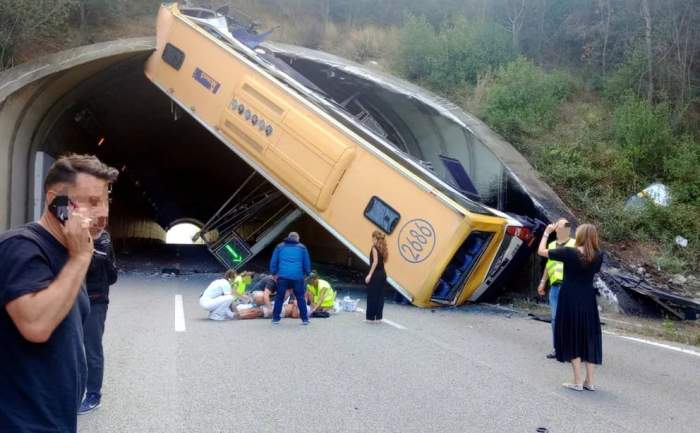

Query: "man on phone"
<box><xmin>0</xmin><ymin>154</ymin><xmax>118</xmax><ymax>433</ymax></box>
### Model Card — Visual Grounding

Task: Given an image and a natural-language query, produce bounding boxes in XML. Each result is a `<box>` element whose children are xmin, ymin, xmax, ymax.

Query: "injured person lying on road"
<box><xmin>234</xmin><ymin>298</ymin><xmax>310</xmax><ymax>320</ymax></box>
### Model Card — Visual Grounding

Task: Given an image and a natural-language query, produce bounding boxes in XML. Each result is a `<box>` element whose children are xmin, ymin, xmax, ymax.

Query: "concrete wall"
<box><xmin>0</xmin><ymin>38</ymin><xmax>155</xmax><ymax>231</ymax></box>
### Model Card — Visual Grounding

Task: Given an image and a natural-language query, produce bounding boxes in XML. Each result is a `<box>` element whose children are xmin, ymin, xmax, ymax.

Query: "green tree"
<box><xmin>612</xmin><ymin>95</ymin><xmax>673</xmax><ymax>182</ymax></box>
<box><xmin>484</xmin><ymin>57</ymin><xmax>574</xmax><ymax>140</ymax></box>
<box><xmin>0</xmin><ymin>0</ymin><xmax>77</xmax><ymax>68</ymax></box>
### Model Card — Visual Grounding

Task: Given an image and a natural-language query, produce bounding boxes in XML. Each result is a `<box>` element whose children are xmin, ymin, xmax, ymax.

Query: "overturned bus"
<box><xmin>144</xmin><ymin>3</ymin><xmax>570</xmax><ymax>307</ymax></box>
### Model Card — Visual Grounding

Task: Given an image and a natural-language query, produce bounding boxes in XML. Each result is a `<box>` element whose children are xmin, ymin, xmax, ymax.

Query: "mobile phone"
<box><xmin>48</xmin><ymin>195</ymin><xmax>70</xmax><ymax>225</ymax></box>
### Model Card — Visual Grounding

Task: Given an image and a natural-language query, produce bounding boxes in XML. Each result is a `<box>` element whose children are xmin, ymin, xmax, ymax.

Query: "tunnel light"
<box><xmin>97</xmin><ymin>137</ymin><xmax>105</xmax><ymax>146</ymax></box>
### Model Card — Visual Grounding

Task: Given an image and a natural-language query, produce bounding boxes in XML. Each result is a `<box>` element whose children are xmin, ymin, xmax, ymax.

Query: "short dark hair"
<box><xmin>44</xmin><ymin>154</ymin><xmax>119</xmax><ymax>191</ymax></box>
<box><xmin>224</xmin><ymin>269</ymin><xmax>238</xmax><ymax>280</ymax></box>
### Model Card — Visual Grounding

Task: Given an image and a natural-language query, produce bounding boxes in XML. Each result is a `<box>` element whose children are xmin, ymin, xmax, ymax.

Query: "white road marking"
<box><xmin>382</xmin><ymin>318</ymin><xmax>407</xmax><ymax>330</ymax></box>
<box><xmin>174</xmin><ymin>294</ymin><xmax>186</xmax><ymax>332</ymax></box>
<box><xmin>356</xmin><ymin>307</ymin><xmax>406</xmax><ymax>330</ymax></box>
<box><xmin>604</xmin><ymin>331</ymin><xmax>700</xmax><ymax>358</ymax></box>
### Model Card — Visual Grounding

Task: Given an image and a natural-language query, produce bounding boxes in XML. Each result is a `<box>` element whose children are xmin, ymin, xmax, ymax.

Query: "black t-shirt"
<box><xmin>85</xmin><ymin>231</ymin><xmax>118</xmax><ymax>304</ymax></box>
<box><xmin>0</xmin><ymin>223</ymin><xmax>90</xmax><ymax>433</ymax></box>
<box><xmin>249</xmin><ymin>275</ymin><xmax>277</xmax><ymax>295</ymax></box>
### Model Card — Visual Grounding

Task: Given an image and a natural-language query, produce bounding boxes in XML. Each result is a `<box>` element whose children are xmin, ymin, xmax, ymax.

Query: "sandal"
<box><xmin>562</xmin><ymin>382</ymin><xmax>583</xmax><ymax>391</ymax></box>
<box><xmin>583</xmin><ymin>382</ymin><xmax>596</xmax><ymax>391</ymax></box>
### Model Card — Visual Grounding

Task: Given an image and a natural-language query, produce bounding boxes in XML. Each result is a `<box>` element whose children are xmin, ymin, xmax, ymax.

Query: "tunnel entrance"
<box><xmin>27</xmin><ymin>51</ymin><xmax>357</xmax><ymax>275</ymax></box>
<box><xmin>166</xmin><ymin>221</ymin><xmax>204</xmax><ymax>245</ymax></box>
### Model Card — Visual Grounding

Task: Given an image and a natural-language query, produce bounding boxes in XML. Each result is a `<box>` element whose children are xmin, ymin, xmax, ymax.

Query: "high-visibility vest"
<box><xmin>307</xmin><ymin>279</ymin><xmax>336</xmax><ymax>308</ymax></box>
<box><xmin>233</xmin><ymin>275</ymin><xmax>252</xmax><ymax>296</ymax></box>
<box><xmin>545</xmin><ymin>238</ymin><xmax>576</xmax><ymax>286</ymax></box>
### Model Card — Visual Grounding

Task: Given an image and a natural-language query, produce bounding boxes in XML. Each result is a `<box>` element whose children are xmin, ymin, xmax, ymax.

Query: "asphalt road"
<box><xmin>78</xmin><ymin>273</ymin><xmax>700</xmax><ymax>433</ymax></box>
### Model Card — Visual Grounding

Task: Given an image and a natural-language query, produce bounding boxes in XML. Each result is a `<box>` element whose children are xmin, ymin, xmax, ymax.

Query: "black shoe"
<box><xmin>546</xmin><ymin>351</ymin><xmax>557</xmax><ymax>359</ymax></box>
<box><xmin>78</xmin><ymin>393</ymin><xmax>101</xmax><ymax>415</ymax></box>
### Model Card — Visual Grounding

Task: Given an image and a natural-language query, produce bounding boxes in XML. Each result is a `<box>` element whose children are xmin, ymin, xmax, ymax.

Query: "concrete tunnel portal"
<box><xmin>0</xmin><ymin>38</ymin><xmax>349</xmax><ymax>270</ymax></box>
<box><xmin>0</xmin><ymin>37</ymin><xmax>575</xmax><ymax>293</ymax></box>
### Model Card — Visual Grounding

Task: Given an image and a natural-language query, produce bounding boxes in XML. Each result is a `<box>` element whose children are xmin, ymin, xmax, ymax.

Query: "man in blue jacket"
<box><xmin>270</xmin><ymin>232</ymin><xmax>311</xmax><ymax>324</ymax></box>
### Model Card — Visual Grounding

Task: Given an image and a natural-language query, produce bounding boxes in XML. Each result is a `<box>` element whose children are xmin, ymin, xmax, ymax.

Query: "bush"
<box><xmin>585</xmin><ymin>196</ymin><xmax>641</xmax><ymax>242</ymax></box>
<box><xmin>274</xmin><ymin>15</ymin><xmax>326</xmax><ymax>48</ymax></box>
<box><xmin>637</xmin><ymin>203</ymin><xmax>700</xmax><ymax>271</ymax></box>
<box><xmin>483</xmin><ymin>57</ymin><xmax>575</xmax><ymax>141</ymax></box>
<box><xmin>392</xmin><ymin>14</ymin><xmax>443</xmax><ymax>81</ymax></box>
<box><xmin>393</xmin><ymin>15</ymin><xmax>514</xmax><ymax>93</ymax></box>
<box><xmin>612</xmin><ymin>95</ymin><xmax>673</xmax><ymax>181</ymax></box>
<box><xmin>603</xmin><ymin>48</ymin><xmax>647</xmax><ymax>103</ymax></box>
<box><xmin>342</xmin><ymin>26</ymin><xmax>390</xmax><ymax>62</ymax></box>
<box><xmin>0</xmin><ymin>0</ymin><xmax>77</xmax><ymax>68</ymax></box>
<box><xmin>535</xmin><ymin>144</ymin><xmax>598</xmax><ymax>190</ymax></box>
<box><xmin>431</xmin><ymin>16</ymin><xmax>514</xmax><ymax>90</ymax></box>
<box><xmin>664</xmin><ymin>135</ymin><xmax>700</xmax><ymax>204</ymax></box>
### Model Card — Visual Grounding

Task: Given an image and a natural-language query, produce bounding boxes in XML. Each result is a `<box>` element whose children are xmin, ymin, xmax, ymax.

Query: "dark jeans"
<box><xmin>83</xmin><ymin>302</ymin><xmax>108</xmax><ymax>397</ymax></box>
<box><xmin>272</xmin><ymin>277</ymin><xmax>308</xmax><ymax>322</ymax></box>
<box><xmin>549</xmin><ymin>283</ymin><xmax>561</xmax><ymax>350</ymax></box>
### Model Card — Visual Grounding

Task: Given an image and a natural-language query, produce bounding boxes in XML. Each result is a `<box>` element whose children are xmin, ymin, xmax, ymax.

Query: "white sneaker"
<box><xmin>208</xmin><ymin>313</ymin><xmax>225</xmax><ymax>321</ymax></box>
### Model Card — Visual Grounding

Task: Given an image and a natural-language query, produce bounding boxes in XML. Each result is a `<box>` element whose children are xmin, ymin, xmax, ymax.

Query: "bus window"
<box><xmin>363</xmin><ymin>196</ymin><xmax>401</xmax><ymax>234</ymax></box>
<box><xmin>432</xmin><ymin>231</ymin><xmax>492</xmax><ymax>303</ymax></box>
<box><xmin>439</xmin><ymin>155</ymin><xmax>480</xmax><ymax>201</ymax></box>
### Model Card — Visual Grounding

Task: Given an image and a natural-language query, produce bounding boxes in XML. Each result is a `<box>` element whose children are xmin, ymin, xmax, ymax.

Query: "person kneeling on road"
<box><xmin>199</xmin><ymin>270</ymin><xmax>238</xmax><ymax>320</ymax></box>
<box><xmin>233</xmin><ymin>270</ymin><xmax>254</xmax><ymax>297</ymax></box>
<box><xmin>306</xmin><ymin>271</ymin><xmax>336</xmax><ymax>317</ymax></box>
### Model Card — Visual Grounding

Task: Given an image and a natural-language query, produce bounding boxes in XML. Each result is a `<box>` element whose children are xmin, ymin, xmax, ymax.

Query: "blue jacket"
<box><xmin>270</xmin><ymin>240</ymin><xmax>311</xmax><ymax>280</ymax></box>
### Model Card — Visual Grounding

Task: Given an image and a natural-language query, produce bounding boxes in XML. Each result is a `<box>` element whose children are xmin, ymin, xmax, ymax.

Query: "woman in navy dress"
<box><xmin>538</xmin><ymin>222</ymin><xmax>604</xmax><ymax>391</ymax></box>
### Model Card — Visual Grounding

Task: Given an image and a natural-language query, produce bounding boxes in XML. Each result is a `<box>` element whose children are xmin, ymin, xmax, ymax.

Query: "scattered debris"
<box><xmin>600</xmin><ymin>261</ymin><xmax>700</xmax><ymax>320</ymax></box>
<box><xmin>595</xmin><ymin>276</ymin><xmax>621</xmax><ymax>314</ymax></box>
<box><xmin>624</xmin><ymin>182</ymin><xmax>671</xmax><ymax>210</ymax></box>
<box><xmin>340</xmin><ymin>297</ymin><xmax>360</xmax><ymax>312</ymax></box>
<box><xmin>670</xmin><ymin>274</ymin><xmax>688</xmax><ymax>286</ymax></box>
<box><xmin>675</xmin><ymin>235</ymin><xmax>689</xmax><ymax>248</ymax></box>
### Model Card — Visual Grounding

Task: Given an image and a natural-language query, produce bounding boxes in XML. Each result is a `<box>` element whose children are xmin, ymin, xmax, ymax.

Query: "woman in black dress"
<box><xmin>365</xmin><ymin>230</ymin><xmax>388</xmax><ymax>322</ymax></box>
<box><xmin>538</xmin><ymin>222</ymin><xmax>603</xmax><ymax>391</ymax></box>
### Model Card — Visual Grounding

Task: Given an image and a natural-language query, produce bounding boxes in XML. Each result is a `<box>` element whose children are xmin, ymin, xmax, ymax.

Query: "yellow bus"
<box><xmin>144</xmin><ymin>3</ymin><xmax>533</xmax><ymax>307</ymax></box>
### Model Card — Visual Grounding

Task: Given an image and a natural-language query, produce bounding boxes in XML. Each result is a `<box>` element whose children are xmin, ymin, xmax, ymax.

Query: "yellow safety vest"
<box><xmin>233</xmin><ymin>275</ymin><xmax>252</xmax><ymax>296</ymax></box>
<box><xmin>307</xmin><ymin>279</ymin><xmax>336</xmax><ymax>308</ymax></box>
<box><xmin>545</xmin><ymin>238</ymin><xmax>576</xmax><ymax>286</ymax></box>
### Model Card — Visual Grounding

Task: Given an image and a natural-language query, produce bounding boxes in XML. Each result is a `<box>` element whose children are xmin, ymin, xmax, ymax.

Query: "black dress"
<box><xmin>366</xmin><ymin>247</ymin><xmax>386</xmax><ymax>321</ymax></box>
<box><xmin>550</xmin><ymin>247</ymin><xmax>604</xmax><ymax>364</ymax></box>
